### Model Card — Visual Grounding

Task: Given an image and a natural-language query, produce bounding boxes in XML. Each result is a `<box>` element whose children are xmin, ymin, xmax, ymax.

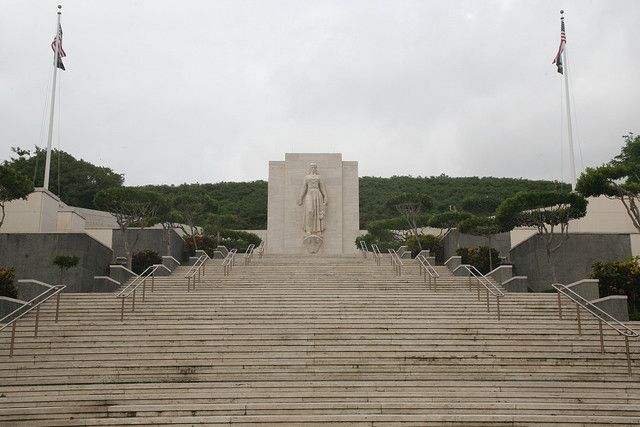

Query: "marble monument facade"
<box><xmin>266</xmin><ymin>153</ymin><xmax>359</xmax><ymax>255</ymax></box>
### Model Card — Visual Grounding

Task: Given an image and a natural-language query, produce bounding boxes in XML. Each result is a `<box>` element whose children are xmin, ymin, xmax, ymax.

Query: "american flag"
<box><xmin>552</xmin><ymin>18</ymin><xmax>566</xmax><ymax>74</ymax></box>
<box><xmin>51</xmin><ymin>23</ymin><xmax>66</xmax><ymax>70</ymax></box>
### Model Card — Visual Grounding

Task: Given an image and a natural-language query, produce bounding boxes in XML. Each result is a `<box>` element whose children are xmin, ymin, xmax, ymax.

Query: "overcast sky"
<box><xmin>1</xmin><ymin>1</ymin><xmax>638</xmax><ymax>186</ymax></box>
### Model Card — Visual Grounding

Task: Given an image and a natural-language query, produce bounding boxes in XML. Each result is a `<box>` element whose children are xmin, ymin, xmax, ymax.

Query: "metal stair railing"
<box><xmin>553</xmin><ymin>283</ymin><xmax>639</xmax><ymax>376</ymax></box>
<box><xmin>243</xmin><ymin>244</ymin><xmax>256</xmax><ymax>266</ymax></box>
<box><xmin>0</xmin><ymin>281</ymin><xmax>65</xmax><ymax>357</ymax></box>
<box><xmin>459</xmin><ymin>264</ymin><xmax>504</xmax><ymax>320</ymax></box>
<box><xmin>371</xmin><ymin>244</ymin><xmax>382</xmax><ymax>266</ymax></box>
<box><xmin>359</xmin><ymin>240</ymin><xmax>369</xmax><ymax>258</ymax></box>
<box><xmin>416</xmin><ymin>254</ymin><xmax>440</xmax><ymax>291</ymax></box>
<box><xmin>116</xmin><ymin>264</ymin><xmax>171</xmax><ymax>321</ymax></box>
<box><xmin>387</xmin><ymin>248</ymin><xmax>403</xmax><ymax>276</ymax></box>
<box><xmin>222</xmin><ymin>249</ymin><xmax>238</xmax><ymax>276</ymax></box>
<box><xmin>185</xmin><ymin>253</ymin><xmax>209</xmax><ymax>291</ymax></box>
<box><xmin>256</xmin><ymin>241</ymin><xmax>265</xmax><ymax>259</ymax></box>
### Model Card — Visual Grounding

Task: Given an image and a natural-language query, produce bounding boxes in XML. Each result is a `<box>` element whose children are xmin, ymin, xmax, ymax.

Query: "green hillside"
<box><xmin>4</xmin><ymin>147</ymin><xmax>570</xmax><ymax>230</ymax></box>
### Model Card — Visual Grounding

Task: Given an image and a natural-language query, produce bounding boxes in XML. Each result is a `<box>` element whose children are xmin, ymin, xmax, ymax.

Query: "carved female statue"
<box><xmin>297</xmin><ymin>162</ymin><xmax>327</xmax><ymax>236</ymax></box>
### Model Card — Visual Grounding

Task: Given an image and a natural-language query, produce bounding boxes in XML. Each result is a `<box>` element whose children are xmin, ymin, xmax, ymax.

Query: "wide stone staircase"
<box><xmin>1</xmin><ymin>254</ymin><xmax>639</xmax><ymax>425</ymax></box>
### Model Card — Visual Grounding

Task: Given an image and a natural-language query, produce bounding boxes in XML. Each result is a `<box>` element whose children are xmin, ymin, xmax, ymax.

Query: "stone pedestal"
<box><xmin>266</xmin><ymin>153</ymin><xmax>359</xmax><ymax>255</ymax></box>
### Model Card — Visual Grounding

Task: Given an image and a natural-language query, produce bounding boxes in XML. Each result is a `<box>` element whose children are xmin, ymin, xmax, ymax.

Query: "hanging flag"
<box><xmin>51</xmin><ymin>23</ymin><xmax>66</xmax><ymax>70</ymax></box>
<box><xmin>552</xmin><ymin>17</ymin><xmax>566</xmax><ymax>74</ymax></box>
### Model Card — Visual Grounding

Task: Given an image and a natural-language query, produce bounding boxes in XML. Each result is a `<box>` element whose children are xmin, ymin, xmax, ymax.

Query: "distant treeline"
<box><xmin>5</xmin><ymin>147</ymin><xmax>570</xmax><ymax>229</ymax></box>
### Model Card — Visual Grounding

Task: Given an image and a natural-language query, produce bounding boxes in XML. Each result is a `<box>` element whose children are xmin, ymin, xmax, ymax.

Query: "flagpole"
<box><xmin>560</xmin><ymin>10</ymin><xmax>577</xmax><ymax>190</ymax></box>
<box><xmin>44</xmin><ymin>5</ymin><xmax>62</xmax><ymax>191</ymax></box>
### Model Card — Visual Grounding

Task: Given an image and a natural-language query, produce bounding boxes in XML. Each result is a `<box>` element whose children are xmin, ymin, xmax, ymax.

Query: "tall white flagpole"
<box><xmin>561</xmin><ymin>11</ymin><xmax>577</xmax><ymax>190</ymax></box>
<box><xmin>44</xmin><ymin>5</ymin><xmax>62</xmax><ymax>191</ymax></box>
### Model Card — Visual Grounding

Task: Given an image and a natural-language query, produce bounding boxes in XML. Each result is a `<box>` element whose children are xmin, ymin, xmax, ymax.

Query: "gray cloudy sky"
<box><xmin>1</xmin><ymin>0</ymin><xmax>639</xmax><ymax>186</ymax></box>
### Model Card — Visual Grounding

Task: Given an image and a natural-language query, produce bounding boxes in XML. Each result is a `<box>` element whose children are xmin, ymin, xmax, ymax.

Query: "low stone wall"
<box><xmin>590</xmin><ymin>295</ymin><xmax>629</xmax><ymax>322</ymax></box>
<box><xmin>510</xmin><ymin>233</ymin><xmax>632</xmax><ymax>291</ymax></box>
<box><xmin>487</xmin><ymin>265</ymin><xmax>513</xmax><ymax>285</ymax></box>
<box><xmin>502</xmin><ymin>276</ymin><xmax>528</xmax><ymax>293</ymax></box>
<box><xmin>0</xmin><ymin>233</ymin><xmax>112</xmax><ymax>293</ymax></box>
<box><xmin>112</xmin><ymin>228</ymin><xmax>187</xmax><ymax>263</ymax></box>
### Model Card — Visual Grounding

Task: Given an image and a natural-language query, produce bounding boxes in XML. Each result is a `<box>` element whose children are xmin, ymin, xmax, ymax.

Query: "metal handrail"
<box><xmin>388</xmin><ymin>249</ymin><xmax>403</xmax><ymax>276</ymax></box>
<box><xmin>359</xmin><ymin>240</ymin><xmax>368</xmax><ymax>258</ymax></box>
<box><xmin>222</xmin><ymin>248</ymin><xmax>238</xmax><ymax>276</ymax></box>
<box><xmin>185</xmin><ymin>254</ymin><xmax>208</xmax><ymax>291</ymax></box>
<box><xmin>371</xmin><ymin>244</ymin><xmax>381</xmax><ymax>266</ymax></box>
<box><xmin>416</xmin><ymin>255</ymin><xmax>439</xmax><ymax>291</ymax></box>
<box><xmin>0</xmin><ymin>283</ymin><xmax>65</xmax><ymax>357</ymax></box>
<box><xmin>553</xmin><ymin>283</ymin><xmax>638</xmax><ymax>376</ymax></box>
<box><xmin>116</xmin><ymin>264</ymin><xmax>171</xmax><ymax>321</ymax></box>
<box><xmin>458</xmin><ymin>264</ymin><xmax>504</xmax><ymax>320</ymax></box>
<box><xmin>244</xmin><ymin>244</ymin><xmax>256</xmax><ymax>265</ymax></box>
<box><xmin>256</xmin><ymin>241</ymin><xmax>265</xmax><ymax>258</ymax></box>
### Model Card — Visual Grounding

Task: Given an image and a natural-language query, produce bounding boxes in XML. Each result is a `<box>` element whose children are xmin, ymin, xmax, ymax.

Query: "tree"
<box><xmin>385</xmin><ymin>193</ymin><xmax>432</xmax><ymax>250</ymax></box>
<box><xmin>496</xmin><ymin>191</ymin><xmax>588</xmax><ymax>280</ymax></box>
<box><xmin>458</xmin><ymin>216</ymin><xmax>502</xmax><ymax>272</ymax></box>
<box><xmin>428</xmin><ymin>211</ymin><xmax>473</xmax><ymax>236</ymax></box>
<box><xmin>461</xmin><ymin>195</ymin><xmax>502</xmax><ymax>216</ymax></box>
<box><xmin>94</xmin><ymin>187</ymin><xmax>162</xmax><ymax>270</ymax></box>
<box><xmin>52</xmin><ymin>255</ymin><xmax>79</xmax><ymax>286</ymax></box>
<box><xmin>204</xmin><ymin>213</ymin><xmax>237</xmax><ymax>246</ymax></box>
<box><xmin>576</xmin><ymin>133</ymin><xmax>640</xmax><ymax>232</ymax></box>
<box><xmin>0</xmin><ymin>165</ymin><xmax>34</xmax><ymax>230</ymax></box>
<box><xmin>5</xmin><ymin>147</ymin><xmax>123</xmax><ymax>209</ymax></box>
<box><xmin>172</xmin><ymin>194</ymin><xmax>218</xmax><ymax>250</ymax></box>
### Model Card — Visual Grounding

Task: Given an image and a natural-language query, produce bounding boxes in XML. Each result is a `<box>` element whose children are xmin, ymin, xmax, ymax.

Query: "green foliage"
<box><xmin>141</xmin><ymin>182</ymin><xmax>266</xmax><ymax>230</ymax></box>
<box><xmin>131</xmin><ymin>250</ymin><xmax>162</xmax><ymax>275</ymax></box>
<box><xmin>428</xmin><ymin>211</ymin><xmax>473</xmax><ymax>233</ymax></box>
<box><xmin>456</xmin><ymin>247</ymin><xmax>500</xmax><ymax>275</ymax></box>
<box><xmin>406</xmin><ymin>234</ymin><xmax>444</xmax><ymax>262</ymax></box>
<box><xmin>204</xmin><ymin>213</ymin><xmax>237</xmax><ymax>239</ymax></box>
<box><xmin>461</xmin><ymin>195</ymin><xmax>502</xmax><ymax>215</ymax></box>
<box><xmin>184</xmin><ymin>231</ymin><xmax>262</xmax><ymax>256</ymax></box>
<box><xmin>0</xmin><ymin>267</ymin><xmax>17</xmax><ymax>299</ymax></box>
<box><xmin>591</xmin><ymin>257</ymin><xmax>640</xmax><ymax>316</ymax></box>
<box><xmin>0</xmin><ymin>164</ymin><xmax>34</xmax><ymax>229</ymax></box>
<box><xmin>219</xmin><ymin>230</ymin><xmax>262</xmax><ymax>252</ymax></box>
<box><xmin>384</xmin><ymin>192</ymin><xmax>433</xmax><ymax>215</ymax></box>
<box><xmin>94</xmin><ymin>187</ymin><xmax>163</xmax><ymax>228</ymax></box>
<box><xmin>576</xmin><ymin>133</ymin><xmax>640</xmax><ymax>232</ymax></box>
<box><xmin>458</xmin><ymin>216</ymin><xmax>501</xmax><ymax>237</ymax></box>
<box><xmin>52</xmin><ymin>255</ymin><xmax>79</xmax><ymax>270</ymax></box>
<box><xmin>360</xmin><ymin>175</ymin><xmax>570</xmax><ymax>227</ymax></box>
<box><xmin>355</xmin><ymin>233</ymin><xmax>400</xmax><ymax>253</ymax></box>
<box><xmin>5</xmin><ymin>147</ymin><xmax>123</xmax><ymax>209</ymax></box>
<box><xmin>495</xmin><ymin>191</ymin><xmax>588</xmax><ymax>232</ymax></box>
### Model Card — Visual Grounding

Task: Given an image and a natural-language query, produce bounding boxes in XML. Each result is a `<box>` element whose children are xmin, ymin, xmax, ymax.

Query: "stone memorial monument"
<box><xmin>266</xmin><ymin>153</ymin><xmax>359</xmax><ymax>255</ymax></box>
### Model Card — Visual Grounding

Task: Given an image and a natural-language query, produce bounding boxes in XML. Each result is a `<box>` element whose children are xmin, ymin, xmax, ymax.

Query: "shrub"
<box><xmin>219</xmin><ymin>230</ymin><xmax>262</xmax><ymax>252</ymax></box>
<box><xmin>591</xmin><ymin>257</ymin><xmax>640</xmax><ymax>316</ymax></box>
<box><xmin>456</xmin><ymin>246</ymin><xmax>500</xmax><ymax>275</ymax></box>
<box><xmin>355</xmin><ymin>233</ymin><xmax>401</xmax><ymax>253</ymax></box>
<box><xmin>185</xmin><ymin>231</ymin><xmax>262</xmax><ymax>256</ymax></box>
<box><xmin>406</xmin><ymin>234</ymin><xmax>444</xmax><ymax>263</ymax></box>
<box><xmin>131</xmin><ymin>250</ymin><xmax>162</xmax><ymax>274</ymax></box>
<box><xmin>0</xmin><ymin>267</ymin><xmax>17</xmax><ymax>299</ymax></box>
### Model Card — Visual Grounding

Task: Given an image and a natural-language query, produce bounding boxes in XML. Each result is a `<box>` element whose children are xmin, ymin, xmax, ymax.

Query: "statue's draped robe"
<box><xmin>302</xmin><ymin>175</ymin><xmax>325</xmax><ymax>235</ymax></box>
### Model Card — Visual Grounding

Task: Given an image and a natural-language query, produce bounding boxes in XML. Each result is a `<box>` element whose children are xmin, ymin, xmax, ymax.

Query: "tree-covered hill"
<box><xmin>4</xmin><ymin>148</ymin><xmax>570</xmax><ymax>229</ymax></box>
<box><xmin>359</xmin><ymin>175</ymin><xmax>570</xmax><ymax>226</ymax></box>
